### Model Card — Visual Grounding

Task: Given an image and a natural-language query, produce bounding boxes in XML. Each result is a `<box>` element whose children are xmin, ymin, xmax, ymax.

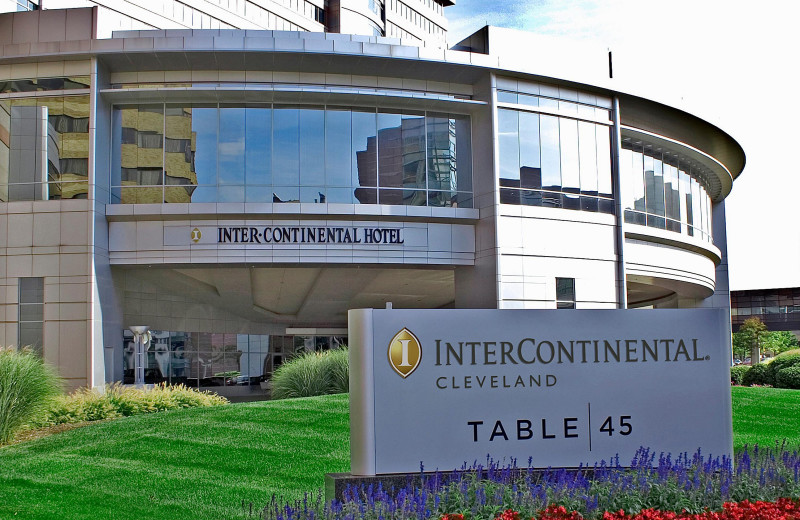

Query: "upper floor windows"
<box><xmin>497</xmin><ymin>107</ymin><xmax>614</xmax><ymax>213</ymax></box>
<box><xmin>621</xmin><ymin>140</ymin><xmax>713</xmax><ymax>242</ymax></box>
<box><xmin>111</xmin><ymin>104</ymin><xmax>472</xmax><ymax>207</ymax></box>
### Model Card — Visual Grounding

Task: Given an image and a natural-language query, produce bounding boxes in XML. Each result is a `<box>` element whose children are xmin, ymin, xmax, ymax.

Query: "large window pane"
<box><xmin>664</xmin><ymin>163</ymin><xmax>680</xmax><ymax>232</ymax></box>
<box><xmin>377</xmin><ymin>112</ymin><xmax>402</xmax><ymax>188</ymax></box>
<box><xmin>631</xmin><ymin>150</ymin><xmax>645</xmax><ymax>212</ymax></box>
<box><xmin>596</xmin><ymin>126</ymin><xmax>612</xmax><ymax>198</ymax></box>
<box><xmin>454</xmin><ymin>115</ymin><xmax>472</xmax><ymax>193</ymax></box>
<box><xmin>299</xmin><ymin>107</ymin><xmax>324</xmax><ymax>188</ymax></box>
<box><xmin>217</xmin><ymin>107</ymin><xmax>246</xmax><ymax>186</ymax></box>
<box><xmin>498</xmin><ymin>109</ymin><xmax>520</xmax><ymax>186</ymax></box>
<box><xmin>352</xmin><ymin>109</ymin><xmax>377</xmax><ymax>190</ymax></box>
<box><xmin>273</xmin><ymin>107</ymin><xmax>299</xmax><ymax>186</ymax></box>
<box><xmin>540</xmin><ymin>115</ymin><xmax>561</xmax><ymax>191</ymax></box>
<box><xmin>519</xmin><ymin>112</ymin><xmax>540</xmax><ymax>189</ymax></box>
<box><xmin>401</xmin><ymin>113</ymin><xmax>425</xmax><ymax>190</ymax></box>
<box><xmin>427</xmin><ymin>114</ymin><xmax>456</xmax><ymax>192</ymax></box>
<box><xmin>245</xmin><ymin>105</ymin><xmax>271</xmax><ymax>186</ymax></box>
<box><xmin>325</xmin><ymin>109</ymin><xmax>352</xmax><ymax>187</ymax></box>
<box><xmin>691</xmin><ymin>178</ymin><xmax>701</xmax><ymax>237</ymax></box>
<box><xmin>164</xmin><ymin>105</ymin><xmax>195</xmax><ymax>203</ymax></box>
<box><xmin>679</xmin><ymin>169</ymin><xmax>690</xmax><ymax>234</ymax></box>
<box><xmin>191</xmin><ymin>106</ymin><xmax>218</xmax><ymax>186</ymax></box>
<box><xmin>578</xmin><ymin>121</ymin><xmax>597</xmax><ymax>195</ymax></box>
<box><xmin>559</xmin><ymin>118</ymin><xmax>579</xmax><ymax>192</ymax></box>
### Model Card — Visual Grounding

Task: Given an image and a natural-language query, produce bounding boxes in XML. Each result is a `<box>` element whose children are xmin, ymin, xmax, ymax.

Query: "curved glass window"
<box><xmin>111</xmin><ymin>104</ymin><xmax>472</xmax><ymax>207</ymax></box>
<box><xmin>621</xmin><ymin>140</ymin><xmax>713</xmax><ymax>242</ymax></box>
<box><xmin>497</xmin><ymin>107</ymin><xmax>613</xmax><ymax>213</ymax></box>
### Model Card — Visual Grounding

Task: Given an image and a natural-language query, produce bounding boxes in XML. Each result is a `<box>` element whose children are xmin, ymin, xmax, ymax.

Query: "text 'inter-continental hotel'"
<box><xmin>0</xmin><ymin>1</ymin><xmax>745</xmax><ymax>396</ymax></box>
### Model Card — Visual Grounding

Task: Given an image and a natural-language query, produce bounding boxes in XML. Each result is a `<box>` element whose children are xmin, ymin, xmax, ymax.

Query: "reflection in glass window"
<box><xmin>1</xmin><ymin>96</ymin><xmax>90</xmax><ymax>201</ymax></box>
<box><xmin>622</xmin><ymin>140</ymin><xmax>713</xmax><ymax>242</ymax></box>
<box><xmin>219</xmin><ymin>106</ymin><xmax>245</xmax><ymax>185</ymax></box>
<box><xmin>273</xmin><ymin>107</ymin><xmax>299</xmax><ymax>188</ymax></box>
<box><xmin>112</xmin><ymin>104</ymin><xmax>472</xmax><ymax>207</ymax></box>
<box><xmin>299</xmin><ymin>107</ymin><xmax>325</xmax><ymax>187</ymax></box>
<box><xmin>0</xmin><ymin>76</ymin><xmax>91</xmax><ymax>93</ymax></box>
<box><xmin>497</xmin><ymin>107</ymin><xmax>613</xmax><ymax>215</ymax></box>
<box><xmin>540</xmin><ymin>115</ymin><xmax>561</xmax><ymax>192</ymax></box>
<box><xmin>122</xmin><ymin>330</ymin><xmax>350</xmax><ymax>389</ymax></box>
<box><xmin>245</xmin><ymin>105</ymin><xmax>271</xmax><ymax>188</ymax></box>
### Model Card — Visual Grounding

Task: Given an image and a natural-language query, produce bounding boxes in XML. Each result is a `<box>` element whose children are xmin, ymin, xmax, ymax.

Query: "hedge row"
<box><xmin>733</xmin><ymin>352</ymin><xmax>800</xmax><ymax>388</ymax></box>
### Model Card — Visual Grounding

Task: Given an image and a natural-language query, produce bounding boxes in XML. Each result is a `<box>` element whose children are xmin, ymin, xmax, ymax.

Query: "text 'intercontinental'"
<box><xmin>432</xmin><ymin>337</ymin><xmax>710</xmax><ymax>391</ymax></box>
<box><xmin>218</xmin><ymin>226</ymin><xmax>404</xmax><ymax>245</ymax></box>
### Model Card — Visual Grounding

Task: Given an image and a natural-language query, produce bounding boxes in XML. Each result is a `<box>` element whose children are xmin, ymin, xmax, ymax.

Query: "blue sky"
<box><xmin>444</xmin><ymin>0</ymin><xmax>800</xmax><ymax>291</ymax></box>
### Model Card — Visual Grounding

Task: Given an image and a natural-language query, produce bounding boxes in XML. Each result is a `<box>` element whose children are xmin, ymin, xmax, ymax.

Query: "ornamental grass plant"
<box><xmin>0</xmin><ymin>346</ymin><xmax>61</xmax><ymax>444</ymax></box>
<box><xmin>271</xmin><ymin>347</ymin><xmax>349</xmax><ymax>399</ymax></box>
<box><xmin>254</xmin><ymin>445</ymin><xmax>800</xmax><ymax>520</ymax></box>
<box><xmin>29</xmin><ymin>382</ymin><xmax>228</xmax><ymax>427</ymax></box>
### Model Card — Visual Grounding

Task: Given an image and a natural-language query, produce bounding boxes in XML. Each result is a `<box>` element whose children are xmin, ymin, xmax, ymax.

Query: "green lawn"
<box><xmin>732</xmin><ymin>386</ymin><xmax>800</xmax><ymax>450</ymax></box>
<box><xmin>0</xmin><ymin>394</ymin><xmax>350</xmax><ymax>520</ymax></box>
<box><xmin>1</xmin><ymin>387</ymin><xmax>799</xmax><ymax>520</ymax></box>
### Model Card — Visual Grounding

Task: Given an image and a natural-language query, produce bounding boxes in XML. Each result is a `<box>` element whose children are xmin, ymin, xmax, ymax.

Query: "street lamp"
<box><xmin>128</xmin><ymin>325</ymin><xmax>150</xmax><ymax>386</ymax></box>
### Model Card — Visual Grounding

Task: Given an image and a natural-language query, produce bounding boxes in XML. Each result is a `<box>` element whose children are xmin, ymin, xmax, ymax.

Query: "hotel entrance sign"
<box><xmin>348</xmin><ymin>309</ymin><xmax>733</xmax><ymax>476</ymax></box>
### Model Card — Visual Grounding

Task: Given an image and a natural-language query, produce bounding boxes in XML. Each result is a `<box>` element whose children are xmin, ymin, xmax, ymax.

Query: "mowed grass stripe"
<box><xmin>2</xmin><ymin>388</ymin><xmax>800</xmax><ymax>520</ymax></box>
<box><xmin>731</xmin><ymin>386</ymin><xmax>800</xmax><ymax>449</ymax></box>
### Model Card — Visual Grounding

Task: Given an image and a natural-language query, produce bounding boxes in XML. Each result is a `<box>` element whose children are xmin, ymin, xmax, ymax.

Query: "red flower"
<box><xmin>494</xmin><ymin>509</ymin><xmax>521</xmax><ymax>520</ymax></box>
<box><xmin>441</xmin><ymin>514</ymin><xmax>464</xmax><ymax>520</ymax></box>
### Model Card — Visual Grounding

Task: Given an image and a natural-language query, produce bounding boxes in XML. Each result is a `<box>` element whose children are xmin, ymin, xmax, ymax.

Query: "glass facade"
<box><xmin>111</xmin><ymin>104</ymin><xmax>472</xmax><ymax>207</ymax></box>
<box><xmin>1</xmin><ymin>76</ymin><xmax>90</xmax><ymax>93</ymax></box>
<box><xmin>497</xmin><ymin>107</ymin><xmax>613</xmax><ymax>213</ymax></box>
<box><xmin>731</xmin><ymin>288</ymin><xmax>800</xmax><ymax>332</ymax></box>
<box><xmin>121</xmin><ymin>330</ymin><xmax>346</xmax><ymax>388</ymax></box>
<box><xmin>0</xmin><ymin>96</ymin><xmax>90</xmax><ymax>201</ymax></box>
<box><xmin>621</xmin><ymin>140</ymin><xmax>713</xmax><ymax>242</ymax></box>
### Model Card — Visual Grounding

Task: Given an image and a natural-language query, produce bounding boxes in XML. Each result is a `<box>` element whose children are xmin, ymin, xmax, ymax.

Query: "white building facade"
<box><xmin>0</xmin><ymin>8</ymin><xmax>744</xmax><ymax>394</ymax></box>
<box><xmin>1</xmin><ymin>0</ymin><xmax>450</xmax><ymax>43</ymax></box>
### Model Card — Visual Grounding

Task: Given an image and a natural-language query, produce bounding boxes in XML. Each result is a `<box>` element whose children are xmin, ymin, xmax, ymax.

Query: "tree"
<box><xmin>732</xmin><ymin>317</ymin><xmax>768</xmax><ymax>364</ymax></box>
<box><xmin>761</xmin><ymin>330</ymin><xmax>800</xmax><ymax>356</ymax></box>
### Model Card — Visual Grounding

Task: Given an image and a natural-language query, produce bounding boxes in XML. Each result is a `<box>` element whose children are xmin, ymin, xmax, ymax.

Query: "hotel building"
<box><xmin>0</xmin><ymin>7</ymin><xmax>745</xmax><ymax>395</ymax></box>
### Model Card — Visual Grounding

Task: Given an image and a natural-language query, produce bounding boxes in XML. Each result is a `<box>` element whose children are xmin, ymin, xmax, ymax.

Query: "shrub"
<box><xmin>741</xmin><ymin>363</ymin><xmax>769</xmax><ymax>386</ymax></box>
<box><xmin>0</xmin><ymin>347</ymin><xmax>62</xmax><ymax>444</ymax></box>
<box><xmin>765</xmin><ymin>353</ymin><xmax>800</xmax><ymax>386</ymax></box>
<box><xmin>32</xmin><ymin>383</ymin><xmax>228</xmax><ymax>427</ymax></box>
<box><xmin>325</xmin><ymin>347</ymin><xmax>350</xmax><ymax>394</ymax></box>
<box><xmin>271</xmin><ymin>347</ymin><xmax>349</xmax><ymax>399</ymax></box>
<box><xmin>775</xmin><ymin>366</ymin><xmax>800</xmax><ymax>389</ymax></box>
<box><xmin>730</xmin><ymin>365</ymin><xmax>750</xmax><ymax>385</ymax></box>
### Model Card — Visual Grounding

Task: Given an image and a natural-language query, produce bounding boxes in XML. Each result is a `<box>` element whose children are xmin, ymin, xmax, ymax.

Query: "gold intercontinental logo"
<box><xmin>191</xmin><ymin>228</ymin><xmax>202</xmax><ymax>243</ymax></box>
<box><xmin>388</xmin><ymin>328</ymin><xmax>421</xmax><ymax>378</ymax></box>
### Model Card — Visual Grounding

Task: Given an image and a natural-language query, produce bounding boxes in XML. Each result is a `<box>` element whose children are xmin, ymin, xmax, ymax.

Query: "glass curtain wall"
<box><xmin>497</xmin><ymin>107</ymin><xmax>613</xmax><ymax>213</ymax></box>
<box><xmin>0</xmin><ymin>96</ymin><xmax>90</xmax><ymax>201</ymax></box>
<box><xmin>620</xmin><ymin>141</ymin><xmax>713</xmax><ymax>242</ymax></box>
<box><xmin>112</xmin><ymin>104</ymin><xmax>473</xmax><ymax>207</ymax></box>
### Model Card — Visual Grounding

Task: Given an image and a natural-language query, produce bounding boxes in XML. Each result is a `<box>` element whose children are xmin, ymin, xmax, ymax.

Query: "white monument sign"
<box><xmin>348</xmin><ymin>308</ymin><xmax>733</xmax><ymax>476</ymax></box>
